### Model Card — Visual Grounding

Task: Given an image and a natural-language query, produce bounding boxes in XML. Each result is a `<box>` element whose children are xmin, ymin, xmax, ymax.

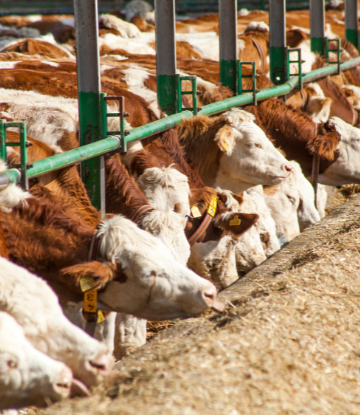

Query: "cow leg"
<box><xmin>113</xmin><ymin>313</ymin><xmax>147</xmax><ymax>360</ymax></box>
<box><xmin>93</xmin><ymin>312</ymin><xmax>116</xmax><ymax>354</ymax></box>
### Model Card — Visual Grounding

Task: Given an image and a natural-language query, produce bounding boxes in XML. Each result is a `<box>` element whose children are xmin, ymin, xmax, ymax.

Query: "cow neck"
<box><xmin>187</xmin><ymin>196</ymin><xmax>218</xmax><ymax>245</ymax></box>
<box><xmin>300</xmin><ymin>89</ymin><xmax>308</xmax><ymax>111</ymax></box>
<box><xmin>311</xmin><ymin>123</ymin><xmax>320</xmax><ymax>209</ymax></box>
<box><xmin>250</xmin><ymin>37</ymin><xmax>266</xmax><ymax>73</ymax></box>
<box><xmin>105</xmin><ymin>154</ymin><xmax>152</xmax><ymax>221</ymax></box>
<box><xmin>131</xmin><ymin>205</ymin><xmax>155</xmax><ymax>229</ymax></box>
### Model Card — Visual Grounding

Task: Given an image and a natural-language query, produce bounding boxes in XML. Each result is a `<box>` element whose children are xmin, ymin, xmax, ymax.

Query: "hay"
<box><xmin>31</xmin><ymin>195</ymin><xmax>360</xmax><ymax>414</ymax></box>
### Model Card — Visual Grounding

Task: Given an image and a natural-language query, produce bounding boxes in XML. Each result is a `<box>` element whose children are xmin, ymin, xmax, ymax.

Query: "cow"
<box><xmin>0</xmin><ymin>255</ymin><xmax>112</xmax><ymax>390</ymax></box>
<box><xmin>0</xmin><ymin>310</ymin><xmax>72</xmax><ymax>410</ymax></box>
<box><xmin>263</xmin><ymin>160</ymin><xmax>320</xmax><ymax>242</ymax></box>
<box><xmin>286</xmin><ymin>83</ymin><xmax>333</xmax><ymax>123</ymax></box>
<box><xmin>246</xmin><ymin>98</ymin><xmax>360</xmax><ymax>186</ymax></box>
<box><xmin>0</xmin><ymin>161</ymin><xmax>224</xmax><ymax>323</ymax></box>
<box><xmin>176</xmin><ymin>108</ymin><xmax>292</xmax><ymax>192</ymax></box>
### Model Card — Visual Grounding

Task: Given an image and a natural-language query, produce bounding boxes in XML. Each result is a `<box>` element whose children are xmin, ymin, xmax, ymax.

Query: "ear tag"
<box><xmin>209</xmin><ymin>197</ymin><xmax>217</xmax><ymax>210</ymax></box>
<box><xmin>97</xmin><ymin>310</ymin><xmax>105</xmax><ymax>323</ymax></box>
<box><xmin>84</xmin><ymin>290</ymin><xmax>97</xmax><ymax>313</ymax></box>
<box><xmin>207</xmin><ymin>197</ymin><xmax>217</xmax><ymax>217</ymax></box>
<box><xmin>222</xmin><ymin>141</ymin><xmax>230</xmax><ymax>152</ymax></box>
<box><xmin>191</xmin><ymin>206</ymin><xmax>202</xmax><ymax>218</ymax></box>
<box><xmin>229</xmin><ymin>215</ymin><xmax>241</xmax><ymax>226</ymax></box>
<box><xmin>80</xmin><ymin>276</ymin><xmax>97</xmax><ymax>292</ymax></box>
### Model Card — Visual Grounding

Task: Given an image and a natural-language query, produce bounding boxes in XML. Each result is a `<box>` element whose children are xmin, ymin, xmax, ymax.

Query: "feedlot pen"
<box><xmin>31</xmin><ymin>191</ymin><xmax>360</xmax><ymax>414</ymax></box>
<box><xmin>2</xmin><ymin>0</ymin><xmax>360</xmax><ymax>412</ymax></box>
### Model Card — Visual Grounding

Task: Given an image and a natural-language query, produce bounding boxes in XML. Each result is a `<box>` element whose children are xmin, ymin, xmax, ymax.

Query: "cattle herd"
<box><xmin>0</xmin><ymin>0</ymin><xmax>360</xmax><ymax>411</ymax></box>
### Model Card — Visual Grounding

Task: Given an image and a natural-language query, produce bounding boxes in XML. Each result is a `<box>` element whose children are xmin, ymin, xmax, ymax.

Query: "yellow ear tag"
<box><xmin>84</xmin><ymin>290</ymin><xmax>97</xmax><ymax>313</ymax></box>
<box><xmin>229</xmin><ymin>215</ymin><xmax>241</xmax><ymax>226</ymax></box>
<box><xmin>222</xmin><ymin>141</ymin><xmax>230</xmax><ymax>152</ymax></box>
<box><xmin>191</xmin><ymin>206</ymin><xmax>202</xmax><ymax>218</ymax></box>
<box><xmin>80</xmin><ymin>276</ymin><xmax>97</xmax><ymax>292</ymax></box>
<box><xmin>207</xmin><ymin>197</ymin><xmax>217</xmax><ymax>217</ymax></box>
<box><xmin>97</xmin><ymin>310</ymin><xmax>105</xmax><ymax>323</ymax></box>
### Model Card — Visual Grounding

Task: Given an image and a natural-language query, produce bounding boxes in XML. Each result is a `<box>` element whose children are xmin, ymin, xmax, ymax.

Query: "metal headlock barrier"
<box><xmin>0</xmin><ymin>0</ymin><xmax>359</xmax><ymax>211</ymax></box>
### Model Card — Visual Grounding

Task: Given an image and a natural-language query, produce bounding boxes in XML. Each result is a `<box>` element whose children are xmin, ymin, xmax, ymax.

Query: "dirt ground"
<box><xmin>27</xmin><ymin>189</ymin><xmax>360</xmax><ymax>415</ymax></box>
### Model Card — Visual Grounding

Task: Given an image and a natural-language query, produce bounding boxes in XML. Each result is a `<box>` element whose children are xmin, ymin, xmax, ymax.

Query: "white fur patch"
<box><xmin>99</xmin><ymin>14</ymin><xmax>141</xmax><ymax>39</ymax></box>
<box><xmin>244</xmin><ymin>21</ymin><xmax>269</xmax><ymax>33</ymax></box>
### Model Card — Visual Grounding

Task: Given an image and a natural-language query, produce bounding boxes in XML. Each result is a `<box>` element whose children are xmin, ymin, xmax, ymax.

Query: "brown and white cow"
<box><xmin>177</xmin><ymin>108</ymin><xmax>292</xmax><ymax>192</ymax></box>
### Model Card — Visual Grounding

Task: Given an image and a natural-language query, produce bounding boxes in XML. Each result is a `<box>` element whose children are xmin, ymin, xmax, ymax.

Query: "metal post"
<box><xmin>74</xmin><ymin>0</ymin><xmax>105</xmax><ymax>214</ymax></box>
<box><xmin>345</xmin><ymin>0</ymin><xmax>359</xmax><ymax>50</ymax></box>
<box><xmin>310</xmin><ymin>0</ymin><xmax>328</xmax><ymax>59</ymax></box>
<box><xmin>269</xmin><ymin>0</ymin><xmax>289</xmax><ymax>85</ymax></box>
<box><xmin>155</xmin><ymin>0</ymin><xmax>177</xmax><ymax>115</ymax></box>
<box><xmin>0</xmin><ymin>119</ymin><xmax>5</xmax><ymax>161</ymax></box>
<box><xmin>219</xmin><ymin>0</ymin><xmax>238</xmax><ymax>93</ymax></box>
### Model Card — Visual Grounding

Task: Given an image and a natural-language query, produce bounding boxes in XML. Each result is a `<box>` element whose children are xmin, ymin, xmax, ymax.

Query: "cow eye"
<box><xmin>287</xmin><ymin>195</ymin><xmax>296</xmax><ymax>204</ymax></box>
<box><xmin>260</xmin><ymin>232</ymin><xmax>269</xmax><ymax>243</ymax></box>
<box><xmin>255</xmin><ymin>143</ymin><xmax>262</xmax><ymax>148</ymax></box>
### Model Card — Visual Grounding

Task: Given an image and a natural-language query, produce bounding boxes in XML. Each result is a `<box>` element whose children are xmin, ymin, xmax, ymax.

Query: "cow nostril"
<box><xmin>284</xmin><ymin>165</ymin><xmax>292</xmax><ymax>172</ymax></box>
<box><xmin>204</xmin><ymin>284</ymin><xmax>216</xmax><ymax>303</ymax></box>
<box><xmin>89</xmin><ymin>353</ymin><xmax>113</xmax><ymax>372</ymax></box>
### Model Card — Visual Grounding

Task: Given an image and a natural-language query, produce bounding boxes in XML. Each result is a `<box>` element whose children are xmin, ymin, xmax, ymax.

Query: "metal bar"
<box><xmin>269</xmin><ymin>0</ymin><xmax>289</xmax><ymax>85</ymax></box>
<box><xmin>2</xmin><ymin>57</ymin><xmax>360</xmax><ymax>190</ymax></box>
<box><xmin>192</xmin><ymin>76</ymin><xmax>198</xmax><ymax>116</ymax></box>
<box><xmin>310</xmin><ymin>0</ymin><xmax>328</xmax><ymax>59</ymax></box>
<box><xmin>0</xmin><ymin>119</ymin><xmax>5</xmax><ymax>161</ymax></box>
<box><xmin>219</xmin><ymin>0</ymin><xmax>237</xmax><ymax>92</ymax></box>
<box><xmin>345</xmin><ymin>0</ymin><xmax>359</xmax><ymax>50</ymax></box>
<box><xmin>155</xmin><ymin>0</ymin><xmax>177</xmax><ymax>115</ymax></box>
<box><xmin>18</xmin><ymin>123</ymin><xmax>29</xmax><ymax>190</ymax></box>
<box><xmin>74</xmin><ymin>0</ymin><xmax>105</xmax><ymax>214</ymax></box>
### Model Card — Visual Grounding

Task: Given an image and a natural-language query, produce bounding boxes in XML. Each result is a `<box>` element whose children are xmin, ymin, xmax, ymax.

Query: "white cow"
<box><xmin>0</xmin><ymin>311</ymin><xmax>72</xmax><ymax>410</ymax></box>
<box><xmin>217</xmin><ymin>187</ymin><xmax>279</xmax><ymax>272</ymax></box>
<box><xmin>263</xmin><ymin>161</ymin><xmax>320</xmax><ymax>243</ymax></box>
<box><xmin>0</xmin><ymin>257</ymin><xmax>112</xmax><ymax>389</ymax></box>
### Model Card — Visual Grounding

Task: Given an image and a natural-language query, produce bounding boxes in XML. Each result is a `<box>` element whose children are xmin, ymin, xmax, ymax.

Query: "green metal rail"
<box><xmin>1</xmin><ymin>55</ymin><xmax>360</xmax><ymax>191</ymax></box>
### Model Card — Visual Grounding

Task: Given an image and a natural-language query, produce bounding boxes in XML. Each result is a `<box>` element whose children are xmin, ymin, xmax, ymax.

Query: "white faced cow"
<box><xmin>0</xmin><ymin>311</ymin><xmax>72</xmax><ymax>410</ymax></box>
<box><xmin>177</xmin><ymin>108</ymin><xmax>293</xmax><ymax>193</ymax></box>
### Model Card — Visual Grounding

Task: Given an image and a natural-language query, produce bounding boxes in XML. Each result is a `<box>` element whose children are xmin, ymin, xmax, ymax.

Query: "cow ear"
<box><xmin>59</xmin><ymin>261</ymin><xmax>115</xmax><ymax>291</ymax></box>
<box><xmin>214</xmin><ymin>124</ymin><xmax>236</xmax><ymax>154</ymax></box>
<box><xmin>215</xmin><ymin>212</ymin><xmax>259</xmax><ymax>239</ymax></box>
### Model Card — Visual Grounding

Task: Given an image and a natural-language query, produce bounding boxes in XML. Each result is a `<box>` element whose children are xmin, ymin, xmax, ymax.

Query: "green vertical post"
<box><xmin>345</xmin><ymin>0</ymin><xmax>360</xmax><ymax>50</ymax></box>
<box><xmin>74</xmin><ymin>0</ymin><xmax>105</xmax><ymax>214</ymax></box>
<box><xmin>310</xmin><ymin>0</ymin><xmax>328</xmax><ymax>59</ymax></box>
<box><xmin>155</xmin><ymin>0</ymin><xmax>177</xmax><ymax>115</ymax></box>
<box><xmin>0</xmin><ymin>119</ymin><xmax>5</xmax><ymax>161</ymax></box>
<box><xmin>219</xmin><ymin>0</ymin><xmax>238</xmax><ymax>93</ymax></box>
<box><xmin>269</xmin><ymin>0</ymin><xmax>289</xmax><ymax>85</ymax></box>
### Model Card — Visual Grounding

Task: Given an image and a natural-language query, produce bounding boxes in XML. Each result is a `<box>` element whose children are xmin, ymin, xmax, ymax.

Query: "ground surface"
<box><xmin>28</xmin><ymin>191</ymin><xmax>360</xmax><ymax>414</ymax></box>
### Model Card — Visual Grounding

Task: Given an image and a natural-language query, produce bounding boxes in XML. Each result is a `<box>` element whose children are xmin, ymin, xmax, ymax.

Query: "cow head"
<box><xmin>0</xmin><ymin>257</ymin><xmax>113</xmax><ymax>389</ymax></box>
<box><xmin>92</xmin><ymin>216</ymin><xmax>224</xmax><ymax>320</ymax></box>
<box><xmin>214</xmin><ymin>109</ymin><xmax>292</xmax><ymax>192</ymax></box>
<box><xmin>319</xmin><ymin>117</ymin><xmax>360</xmax><ymax>185</ymax></box>
<box><xmin>186</xmin><ymin>187</ymin><xmax>259</xmax><ymax>290</ymax></box>
<box><xmin>0</xmin><ymin>311</ymin><xmax>72</xmax><ymax>409</ymax></box>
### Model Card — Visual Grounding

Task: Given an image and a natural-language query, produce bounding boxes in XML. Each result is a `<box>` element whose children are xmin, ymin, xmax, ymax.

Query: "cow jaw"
<box><xmin>97</xmin><ymin>216</ymin><xmax>222</xmax><ymax>319</ymax></box>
